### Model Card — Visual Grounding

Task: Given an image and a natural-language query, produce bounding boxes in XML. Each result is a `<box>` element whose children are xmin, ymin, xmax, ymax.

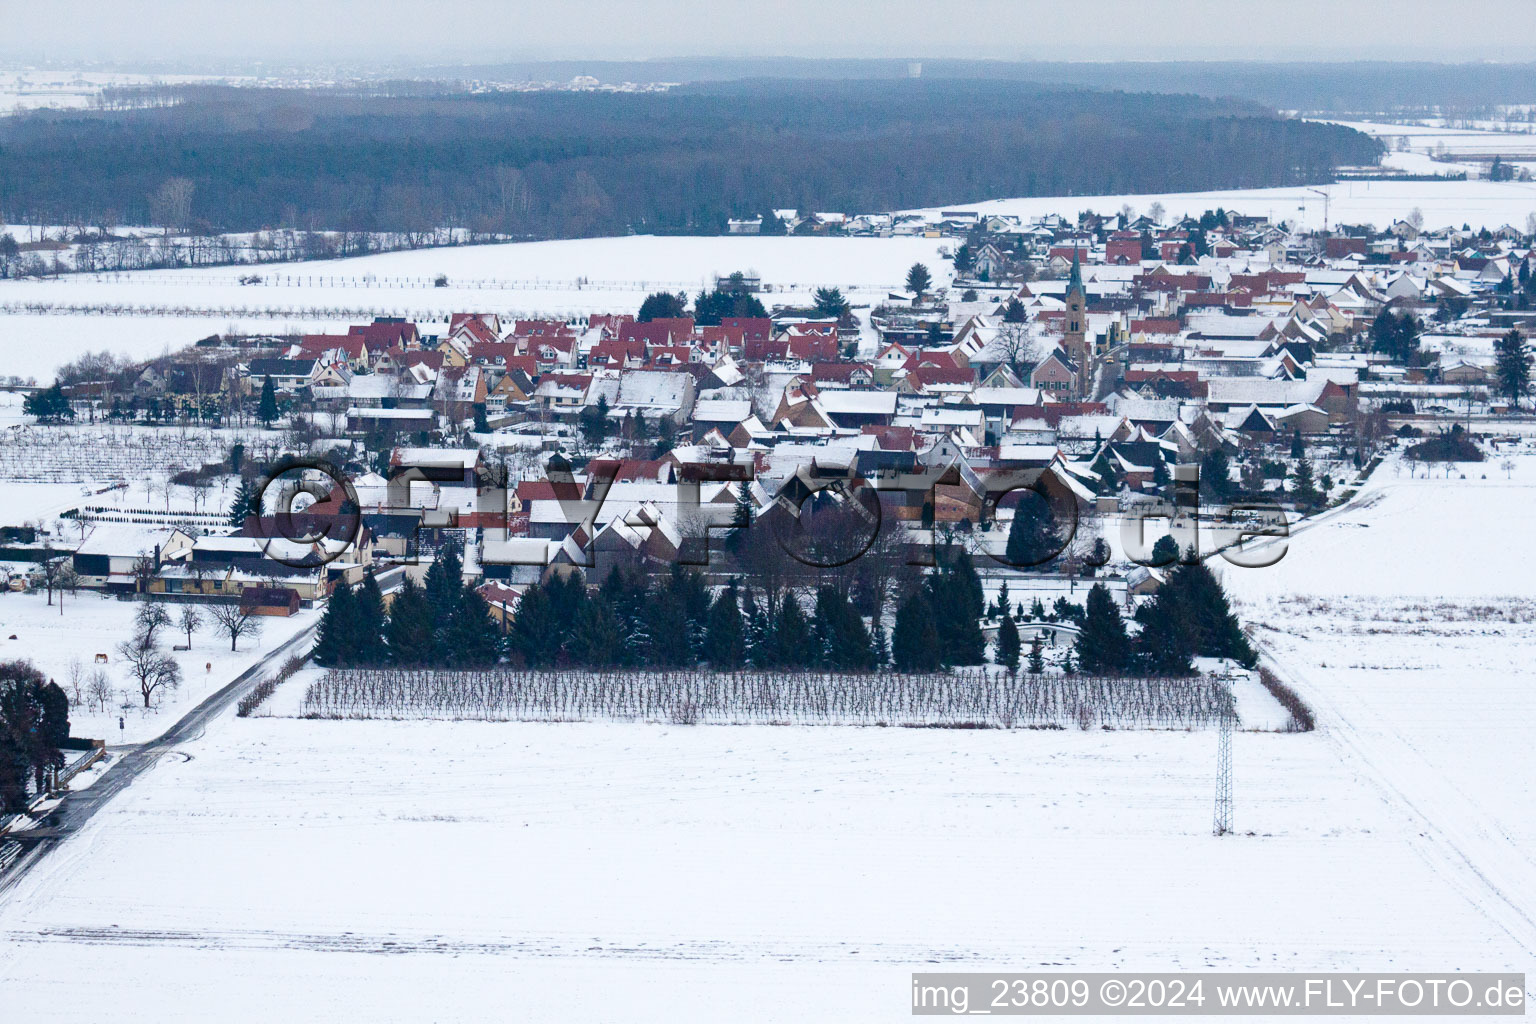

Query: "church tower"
<box><xmin>1062</xmin><ymin>248</ymin><xmax>1092</xmax><ymax>397</ymax></box>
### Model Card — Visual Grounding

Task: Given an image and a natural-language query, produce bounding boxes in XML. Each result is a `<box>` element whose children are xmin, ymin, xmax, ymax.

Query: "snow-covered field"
<box><xmin>0</xmin><ymin>712</ymin><xmax>1511</xmax><ymax>1022</ymax></box>
<box><xmin>0</xmin><ymin>235</ymin><xmax>953</xmax><ymax>381</ymax></box>
<box><xmin>0</xmin><ymin>454</ymin><xmax>1529</xmax><ymax>1021</ymax></box>
<box><xmin>1227</xmin><ymin>453</ymin><xmax>1536</xmax><ymax>982</ymax></box>
<box><xmin>908</xmin><ymin>177</ymin><xmax>1536</xmax><ymax>235</ymax></box>
<box><xmin>908</xmin><ymin>115</ymin><xmax>1536</xmax><ymax>233</ymax></box>
<box><xmin>0</xmin><ymin>71</ymin><xmax>238</xmax><ymax>113</ymax></box>
<box><xmin>0</xmin><ymin>589</ymin><xmax>318</xmax><ymax>744</ymax></box>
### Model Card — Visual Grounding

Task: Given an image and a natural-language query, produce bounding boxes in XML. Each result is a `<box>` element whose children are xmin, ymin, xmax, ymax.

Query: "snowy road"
<box><xmin>0</xmin><ymin>621</ymin><xmax>317</xmax><ymax>897</ymax></box>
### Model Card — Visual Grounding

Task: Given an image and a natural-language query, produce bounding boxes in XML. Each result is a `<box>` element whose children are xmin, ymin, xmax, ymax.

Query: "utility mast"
<box><xmin>1213</xmin><ymin>669</ymin><xmax>1235</xmax><ymax>836</ymax></box>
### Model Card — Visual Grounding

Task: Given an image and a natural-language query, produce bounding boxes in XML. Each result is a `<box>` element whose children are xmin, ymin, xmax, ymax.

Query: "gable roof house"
<box><xmin>1029</xmin><ymin>348</ymin><xmax>1080</xmax><ymax>395</ymax></box>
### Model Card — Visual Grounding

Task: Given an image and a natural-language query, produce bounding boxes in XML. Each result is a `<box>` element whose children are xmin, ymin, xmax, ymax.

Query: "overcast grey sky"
<box><xmin>7</xmin><ymin>0</ymin><xmax>1536</xmax><ymax>65</ymax></box>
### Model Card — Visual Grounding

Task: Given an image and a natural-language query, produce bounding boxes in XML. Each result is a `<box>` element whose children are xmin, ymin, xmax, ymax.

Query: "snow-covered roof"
<box><xmin>815</xmin><ymin>391</ymin><xmax>899</xmax><ymax>416</ymax></box>
<box><xmin>693</xmin><ymin>399</ymin><xmax>753</xmax><ymax>422</ymax></box>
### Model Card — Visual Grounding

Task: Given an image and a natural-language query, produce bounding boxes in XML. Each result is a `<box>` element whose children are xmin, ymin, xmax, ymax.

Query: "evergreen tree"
<box><xmin>1052</xmin><ymin>596</ymin><xmax>1084</xmax><ymax>624</ymax></box>
<box><xmin>353</xmin><ymin>570</ymin><xmax>387</xmax><ymax>666</ymax></box>
<box><xmin>694</xmin><ymin>287</ymin><xmax>767</xmax><ymax>325</ymax></box>
<box><xmin>727</xmin><ymin>482</ymin><xmax>754</xmax><ymax>551</ymax></box>
<box><xmin>313</xmin><ymin>581</ymin><xmax>360</xmax><ymax>667</ymax></box>
<box><xmin>1028</xmin><ymin>598</ymin><xmax>1046</xmax><ymax>621</ymax></box>
<box><xmin>568</xmin><ymin>595</ymin><xmax>624</xmax><ymax>667</ymax></box>
<box><xmin>1290</xmin><ymin>428</ymin><xmax>1305</xmax><ymax>459</ymax></box>
<box><xmin>580</xmin><ymin>395</ymin><xmax>611</xmax><ymax>447</ymax></box>
<box><xmin>442</xmin><ymin>585</ymin><xmax>500</xmax><ymax>667</ymax></box>
<box><xmin>996</xmin><ymin>614</ymin><xmax>1021</xmax><ymax>673</ymax></box>
<box><xmin>1074</xmin><ymin>583</ymin><xmax>1132</xmax><ymax>675</ymax></box>
<box><xmin>741</xmin><ymin>590</ymin><xmax>771</xmax><ymax>667</ymax></box>
<box><xmin>228</xmin><ymin>477</ymin><xmax>259</xmax><ymax>528</ymax></box>
<box><xmin>927</xmin><ymin>550</ymin><xmax>986</xmax><ymax>665</ymax></box>
<box><xmin>1161</xmin><ymin>561</ymin><xmax>1256</xmax><ymax>667</ymax></box>
<box><xmin>1002</xmin><ymin>297</ymin><xmax>1027</xmax><ymax>323</ymax></box>
<box><xmin>1494</xmin><ymin>328</ymin><xmax>1532</xmax><ymax>407</ymax></box>
<box><xmin>384</xmin><ymin>576</ymin><xmax>435</xmax><ymax>664</ymax></box>
<box><xmin>23</xmin><ymin>383</ymin><xmax>74</xmax><ymax>424</ymax></box>
<box><xmin>905</xmin><ymin>262</ymin><xmax>932</xmax><ymax>300</ymax></box>
<box><xmin>1200</xmin><ymin>447</ymin><xmax>1234</xmax><ymax>502</ymax></box>
<box><xmin>257</xmin><ymin>375</ymin><xmax>278</xmax><ymax>426</ymax></box>
<box><xmin>641</xmin><ymin>576</ymin><xmax>695</xmax><ymax>667</ymax></box>
<box><xmin>666</xmin><ymin>566</ymin><xmax>711</xmax><ymax>664</ymax></box>
<box><xmin>1291</xmin><ymin>459</ymin><xmax>1320</xmax><ymax>510</ymax></box>
<box><xmin>870</xmin><ymin>617</ymin><xmax>889</xmax><ymax>668</ymax></box>
<box><xmin>812</xmin><ymin>287</ymin><xmax>850</xmax><ymax>319</ymax></box>
<box><xmin>1370</xmin><ymin>310</ymin><xmax>1421</xmax><ymax>365</ymax></box>
<box><xmin>992</xmin><ymin>581</ymin><xmax>1012</xmax><ymax>620</ymax></box>
<box><xmin>0</xmin><ymin>664</ymin><xmax>59</xmax><ymax>811</ymax></box>
<box><xmin>759</xmin><ymin>210</ymin><xmax>787</xmax><ymax>235</ymax></box>
<box><xmin>1132</xmin><ymin>586</ymin><xmax>1195</xmax><ymax>676</ymax></box>
<box><xmin>762</xmin><ymin>593</ymin><xmax>815</xmax><ymax>668</ymax></box>
<box><xmin>891</xmin><ymin>589</ymin><xmax>942</xmax><ymax>672</ymax></box>
<box><xmin>472</xmin><ymin>403</ymin><xmax>490</xmax><ymax>433</ymax></box>
<box><xmin>542</xmin><ymin>570</ymin><xmax>588</xmax><ymax>645</ymax></box>
<box><xmin>704</xmin><ymin>584</ymin><xmax>746</xmax><ymax>669</ymax></box>
<box><xmin>1150</xmin><ymin>534</ymin><xmax>1181</xmax><ymax>568</ymax></box>
<box><xmin>1027</xmin><ymin>634</ymin><xmax>1045</xmax><ymax>674</ymax></box>
<box><xmin>425</xmin><ymin>540</ymin><xmax>465</xmax><ymax>614</ymax></box>
<box><xmin>229</xmin><ymin>442</ymin><xmax>245</xmax><ymax>476</ymax></box>
<box><xmin>638</xmin><ymin>291</ymin><xmax>687</xmax><ymax>322</ymax></box>
<box><xmin>813</xmin><ymin>586</ymin><xmax>876</xmax><ymax>670</ymax></box>
<box><xmin>1005</xmin><ymin>488</ymin><xmax>1061</xmax><ymax>567</ymax></box>
<box><xmin>508</xmin><ymin>582</ymin><xmax>561</xmax><ymax>667</ymax></box>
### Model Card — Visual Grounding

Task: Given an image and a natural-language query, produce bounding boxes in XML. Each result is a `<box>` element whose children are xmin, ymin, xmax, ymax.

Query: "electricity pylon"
<box><xmin>1213</xmin><ymin>673</ymin><xmax>1234</xmax><ymax>836</ymax></box>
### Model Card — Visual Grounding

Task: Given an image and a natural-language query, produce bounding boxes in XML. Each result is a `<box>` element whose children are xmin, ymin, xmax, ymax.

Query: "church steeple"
<box><xmin>1067</xmin><ymin>246</ymin><xmax>1085</xmax><ymax>296</ymax></box>
<box><xmin>1062</xmin><ymin>246</ymin><xmax>1091</xmax><ymax>398</ymax></box>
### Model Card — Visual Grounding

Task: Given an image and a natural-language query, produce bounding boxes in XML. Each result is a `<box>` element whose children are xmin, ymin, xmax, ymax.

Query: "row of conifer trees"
<box><xmin>313</xmin><ymin>540</ymin><xmax>1253</xmax><ymax>677</ymax></box>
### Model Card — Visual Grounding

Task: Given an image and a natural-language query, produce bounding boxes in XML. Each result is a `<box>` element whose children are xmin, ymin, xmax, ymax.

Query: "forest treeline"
<box><xmin>0</xmin><ymin>80</ymin><xmax>1381</xmax><ymax>238</ymax></box>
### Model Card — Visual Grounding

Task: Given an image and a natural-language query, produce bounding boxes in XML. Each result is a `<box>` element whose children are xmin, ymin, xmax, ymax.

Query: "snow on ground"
<box><xmin>0</xmin><ymin>454</ymin><xmax>1527</xmax><ymax>1019</ymax></box>
<box><xmin>1323</xmin><ymin>118</ymin><xmax>1536</xmax><ymax>161</ymax></box>
<box><xmin>0</xmin><ymin>235</ymin><xmax>953</xmax><ymax>381</ymax></box>
<box><xmin>906</xmin><ymin>177</ymin><xmax>1536</xmax><ymax>234</ymax></box>
<box><xmin>905</xmin><ymin>115</ymin><xmax>1536</xmax><ymax>231</ymax></box>
<box><xmin>0</xmin><ymin>314</ymin><xmax>351</xmax><ymax>384</ymax></box>
<box><xmin>0</xmin><ymin>71</ymin><xmax>240</xmax><ymax>113</ymax></box>
<box><xmin>906</xmin><ymin>117</ymin><xmax>1536</xmax><ymax>236</ymax></box>
<box><xmin>0</xmin><ymin>708</ymin><xmax>1518</xmax><ymax>1022</ymax></box>
<box><xmin>1226</xmin><ymin>452</ymin><xmax>1536</xmax><ymax>986</ymax></box>
<box><xmin>0</xmin><ymin>589</ymin><xmax>318</xmax><ymax>744</ymax></box>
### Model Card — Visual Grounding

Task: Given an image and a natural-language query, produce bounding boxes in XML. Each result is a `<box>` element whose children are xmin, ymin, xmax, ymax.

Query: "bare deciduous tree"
<box><xmin>209</xmin><ymin>602</ymin><xmax>264</xmax><ymax>652</ymax></box>
<box><xmin>66</xmin><ymin>657</ymin><xmax>85</xmax><ymax>706</ymax></box>
<box><xmin>134</xmin><ymin>600</ymin><xmax>173</xmax><ymax>647</ymax></box>
<box><xmin>177</xmin><ymin>605</ymin><xmax>205</xmax><ymax>648</ymax></box>
<box><xmin>87</xmin><ymin>669</ymin><xmax>114</xmax><ymax>713</ymax></box>
<box><xmin>116</xmin><ymin>635</ymin><xmax>183</xmax><ymax>708</ymax></box>
<box><xmin>150</xmin><ymin>177</ymin><xmax>196</xmax><ymax>234</ymax></box>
